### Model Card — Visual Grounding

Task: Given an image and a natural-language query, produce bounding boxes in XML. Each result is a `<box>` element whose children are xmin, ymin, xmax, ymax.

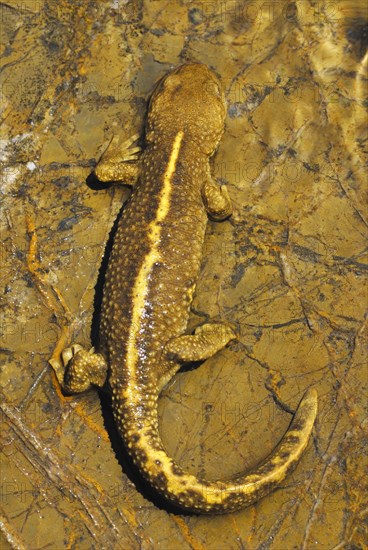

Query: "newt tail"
<box><xmin>120</xmin><ymin>385</ymin><xmax>317</xmax><ymax>513</ymax></box>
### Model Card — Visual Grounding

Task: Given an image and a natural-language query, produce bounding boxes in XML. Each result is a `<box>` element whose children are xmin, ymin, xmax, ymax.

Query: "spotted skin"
<box><xmin>52</xmin><ymin>63</ymin><xmax>318</xmax><ymax>514</ymax></box>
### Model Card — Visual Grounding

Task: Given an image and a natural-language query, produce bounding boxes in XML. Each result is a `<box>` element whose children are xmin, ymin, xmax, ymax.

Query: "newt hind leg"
<box><xmin>50</xmin><ymin>345</ymin><xmax>108</xmax><ymax>394</ymax></box>
<box><xmin>165</xmin><ymin>323</ymin><xmax>236</xmax><ymax>362</ymax></box>
<box><xmin>157</xmin><ymin>323</ymin><xmax>236</xmax><ymax>391</ymax></box>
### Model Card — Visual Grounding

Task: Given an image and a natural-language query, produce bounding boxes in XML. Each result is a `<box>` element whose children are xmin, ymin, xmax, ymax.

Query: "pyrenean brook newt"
<box><xmin>51</xmin><ymin>62</ymin><xmax>317</xmax><ymax>514</ymax></box>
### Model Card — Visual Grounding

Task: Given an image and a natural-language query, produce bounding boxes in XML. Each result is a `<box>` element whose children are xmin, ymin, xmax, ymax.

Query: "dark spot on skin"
<box><xmin>259</xmin><ymin>461</ymin><xmax>279</xmax><ymax>475</ymax></box>
<box><xmin>285</xmin><ymin>435</ymin><xmax>300</xmax><ymax>446</ymax></box>
<box><xmin>171</xmin><ymin>463</ymin><xmax>184</xmax><ymax>477</ymax></box>
<box><xmin>144</xmin><ymin>204</ymin><xmax>159</xmax><ymax>224</ymax></box>
<box><xmin>130</xmin><ymin>433</ymin><xmax>140</xmax><ymax>443</ymax></box>
<box><xmin>290</xmin><ymin>418</ymin><xmax>306</xmax><ymax>432</ymax></box>
<box><xmin>278</xmin><ymin>451</ymin><xmax>291</xmax><ymax>460</ymax></box>
<box><xmin>154</xmin><ymin>472</ymin><xmax>168</xmax><ymax>489</ymax></box>
<box><xmin>179</xmin><ymin>488</ymin><xmax>206</xmax><ymax>506</ymax></box>
<box><xmin>133</xmin><ymin>448</ymin><xmax>147</xmax><ymax>465</ymax></box>
<box><xmin>220</xmin><ymin>481</ymin><xmax>277</xmax><ymax>510</ymax></box>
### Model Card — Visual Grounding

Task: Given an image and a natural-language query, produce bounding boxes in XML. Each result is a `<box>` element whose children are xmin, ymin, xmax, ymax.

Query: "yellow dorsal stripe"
<box><xmin>125</xmin><ymin>130</ymin><xmax>184</xmax><ymax>398</ymax></box>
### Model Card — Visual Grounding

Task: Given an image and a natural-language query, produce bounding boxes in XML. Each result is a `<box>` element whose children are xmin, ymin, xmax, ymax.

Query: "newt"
<box><xmin>50</xmin><ymin>63</ymin><xmax>317</xmax><ymax>514</ymax></box>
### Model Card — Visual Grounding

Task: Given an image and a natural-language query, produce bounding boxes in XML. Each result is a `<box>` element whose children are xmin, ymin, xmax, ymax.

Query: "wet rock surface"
<box><xmin>1</xmin><ymin>1</ymin><xmax>366</xmax><ymax>548</ymax></box>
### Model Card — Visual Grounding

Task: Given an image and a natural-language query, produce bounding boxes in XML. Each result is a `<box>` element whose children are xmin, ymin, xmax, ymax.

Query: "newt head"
<box><xmin>146</xmin><ymin>62</ymin><xmax>227</xmax><ymax>155</ymax></box>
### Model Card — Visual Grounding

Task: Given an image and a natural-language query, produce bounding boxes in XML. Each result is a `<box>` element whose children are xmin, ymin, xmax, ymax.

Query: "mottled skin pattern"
<box><xmin>52</xmin><ymin>63</ymin><xmax>318</xmax><ymax>514</ymax></box>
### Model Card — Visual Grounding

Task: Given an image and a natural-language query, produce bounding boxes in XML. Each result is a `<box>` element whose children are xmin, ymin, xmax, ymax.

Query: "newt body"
<box><xmin>52</xmin><ymin>63</ymin><xmax>317</xmax><ymax>514</ymax></box>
